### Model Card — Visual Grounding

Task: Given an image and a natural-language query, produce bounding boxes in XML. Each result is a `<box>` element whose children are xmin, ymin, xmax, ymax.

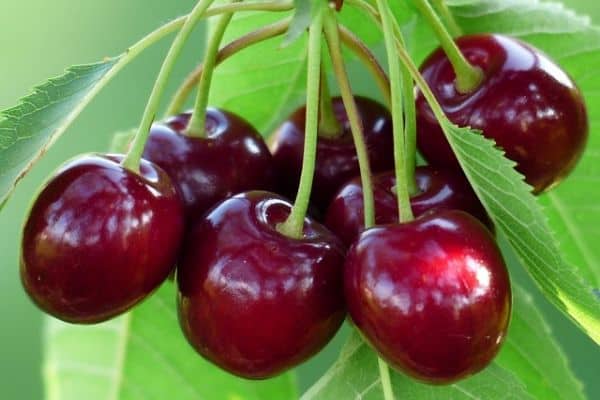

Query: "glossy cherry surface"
<box><xmin>177</xmin><ymin>191</ymin><xmax>346</xmax><ymax>379</ymax></box>
<box><xmin>416</xmin><ymin>34</ymin><xmax>588</xmax><ymax>193</ymax></box>
<box><xmin>344</xmin><ymin>210</ymin><xmax>511</xmax><ymax>383</ymax></box>
<box><xmin>325</xmin><ymin>166</ymin><xmax>490</xmax><ymax>246</ymax></box>
<box><xmin>143</xmin><ymin>108</ymin><xmax>275</xmax><ymax>223</ymax></box>
<box><xmin>21</xmin><ymin>154</ymin><xmax>184</xmax><ymax>323</ymax></box>
<box><xmin>270</xmin><ymin>96</ymin><xmax>394</xmax><ymax>211</ymax></box>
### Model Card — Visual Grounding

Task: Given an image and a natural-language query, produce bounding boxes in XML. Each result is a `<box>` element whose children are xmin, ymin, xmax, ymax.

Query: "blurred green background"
<box><xmin>0</xmin><ymin>1</ymin><xmax>598</xmax><ymax>399</ymax></box>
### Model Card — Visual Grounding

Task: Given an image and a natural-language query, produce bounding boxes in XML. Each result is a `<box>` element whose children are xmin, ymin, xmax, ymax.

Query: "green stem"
<box><xmin>342</xmin><ymin>0</ymin><xmax>435</xmax><ymax>197</ymax></box>
<box><xmin>345</xmin><ymin>0</ymin><xmax>379</xmax><ymax>17</ymax></box>
<box><xmin>123</xmin><ymin>0</ymin><xmax>216</xmax><ymax>172</ymax></box>
<box><xmin>338</xmin><ymin>24</ymin><xmax>391</xmax><ymax>107</ymax></box>
<box><xmin>187</xmin><ymin>1</ymin><xmax>237</xmax><ymax>137</ymax></box>
<box><xmin>392</xmin><ymin>17</ymin><xmax>452</xmax><ymax>135</ymax></box>
<box><xmin>431</xmin><ymin>0</ymin><xmax>462</xmax><ymax>37</ymax></box>
<box><xmin>377</xmin><ymin>0</ymin><xmax>413</xmax><ymax>223</ymax></box>
<box><xmin>277</xmin><ymin>5</ymin><xmax>325</xmax><ymax>239</ymax></box>
<box><xmin>377</xmin><ymin>358</ymin><xmax>396</xmax><ymax>400</ymax></box>
<box><xmin>40</xmin><ymin>16</ymin><xmax>188</xmax><ymax>172</ymax></box>
<box><xmin>166</xmin><ymin>17</ymin><xmax>291</xmax><ymax>116</ymax></box>
<box><xmin>412</xmin><ymin>0</ymin><xmax>482</xmax><ymax>94</ymax></box>
<box><xmin>318</xmin><ymin>64</ymin><xmax>342</xmax><ymax>139</ymax></box>
<box><xmin>323</xmin><ymin>8</ymin><xmax>375</xmax><ymax>229</ymax></box>
<box><xmin>396</xmin><ymin>32</ymin><xmax>418</xmax><ymax>196</ymax></box>
<box><xmin>206</xmin><ymin>0</ymin><xmax>293</xmax><ymax>14</ymax></box>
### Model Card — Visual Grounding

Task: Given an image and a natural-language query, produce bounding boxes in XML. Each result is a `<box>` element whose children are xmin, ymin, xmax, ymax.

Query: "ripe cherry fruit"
<box><xmin>270</xmin><ymin>96</ymin><xmax>394</xmax><ymax>212</ymax></box>
<box><xmin>325</xmin><ymin>166</ymin><xmax>491</xmax><ymax>247</ymax></box>
<box><xmin>344</xmin><ymin>210</ymin><xmax>511</xmax><ymax>384</ymax></box>
<box><xmin>21</xmin><ymin>154</ymin><xmax>184</xmax><ymax>324</ymax></box>
<box><xmin>177</xmin><ymin>191</ymin><xmax>346</xmax><ymax>379</ymax></box>
<box><xmin>416</xmin><ymin>34</ymin><xmax>588</xmax><ymax>194</ymax></box>
<box><xmin>143</xmin><ymin>108</ymin><xmax>275</xmax><ymax>223</ymax></box>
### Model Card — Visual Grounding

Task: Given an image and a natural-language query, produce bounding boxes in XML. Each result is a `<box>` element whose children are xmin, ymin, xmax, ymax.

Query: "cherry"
<box><xmin>143</xmin><ymin>108</ymin><xmax>275</xmax><ymax>223</ymax></box>
<box><xmin>416</xmin><ymin>34</ymin><xmax>588</xmax><ymax>194</ymax></box>
<box><xmin>20</xmin><ymin>154</ymin><xmax>184</xmax><ymax>324</ymax></box>
<box><xmin>344</xmin><ymin>210</ymin><xmax>511</xmax><ymax>384</ymax></box>
<box><xmin>330</xmin><ymin>0</ymin><xmax>343</xmax><ymax>11</ymax></box>
<box><xmin>269</xmin><ymin>96</ymin><xmax>394</xmax><ymax>212</ymax></box>
<box><xmin>177</xmin><ymin>191</ymin><xmax>346</xmax><ymax>379</ymax></box>
<box><xmin>325</xmin><ymin>166</ymin><xmax>491</xmax><ymax>247</ymax></box>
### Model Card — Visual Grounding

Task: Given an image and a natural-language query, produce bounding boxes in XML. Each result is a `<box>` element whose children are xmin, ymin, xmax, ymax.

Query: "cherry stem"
<box><xmin>318</xmin><ymin>63</ymin><xmax>342</xmax><ymax>139</ymax></box>
<box><xmin>277</xmin><ymin>5</ymin><xmax>325</xmax><ymax>239</ymax></box>
<box><xmin>345</xmin><ymin>0</ymin><xmax>378</xmax><ymax>17</ymax></box>
<box><xmin>430</xmin><ymin>0</ymin><xmax>462</xmax><ymax>37</ymax></box>
<box><xmin>412</xmin><ymin>0</ymin><xmax>482</xmax><ymax>94</ymax></box>
<box><xmin>207</xmin><ymin>0</ymin><xmax>293</xmax><ymax>14</ymax></box>
<box><xmin>342</xmin><ymin>0</ymin><xmax>420</xmax><ymax>197</ymax></box>
<box><xmin>166</xmin><ymin>17</ymin><xmax>291</xmax><ymax>116</ymax></box>
<box><xmin>324</xmin><ymin>8</ymin><xmax>375</xmax><ymax>229</ymax></box>
<box><xmin>187</xmin><ymin>1</ymin><xmax>237</xmax><ymax>137</ymax></box>
<box><xmin>123</xmin><ymin>0</ymin><xmax>216</xmax><ymax>173</ymax></box>
<box><xmin>338</xmin><ymin>24</ymin><xmax>391</xmax><ymax>106</ymax></box>
<box><xmin>391</xmin><ymin>11</ymin><xmax>455</xmax><ymax>146</ymax></box>
<box><xmin>377</xmin><ymin>0</ymin><xmax>413</xmax><ymax>223</ymax></box>
<box><xmin>396</xmin><ymin>32</ymin><xmax>418</xmax><ymax>196</ymax></box>
<box><xmin>378</xmin><ymin>358</ymin><xmax>397</xmax><ymax>400</ymax></box>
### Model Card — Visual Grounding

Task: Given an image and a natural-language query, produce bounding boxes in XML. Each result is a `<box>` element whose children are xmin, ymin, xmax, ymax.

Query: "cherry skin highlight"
<box><xmin>325</xmin><ymin>166</ymin><xmax>491</xmax><ymax>247</ymax></box>
<box><xmin>270</xmin><ymin>96</ymin><xmax>394</xmax><ymax>212</ymax></box>
<box><xmin>344</xmin><ymin>210</ymin><xmax>511</xmax><ymax>384</ymax></box>
<box><xmin>416</xmin><ymin>34</ymin><xmax>588</xmax><ymax>193</ymax></box>
<box><xmin>143</xmin><ymin>108</ymin><xmax>275</xmax><ymax>223</ymax></box>
<box><xmin>20</xmin><ymin>154</ymin><xmax>184</xmax><ymax>324</ymax></box>
<box><xmin>177</xmin><ymin>191</ymin><xmax>346</xmax><ymax>379</ymax></box>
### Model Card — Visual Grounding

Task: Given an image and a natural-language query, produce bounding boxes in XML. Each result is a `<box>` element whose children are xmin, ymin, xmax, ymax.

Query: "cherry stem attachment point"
<box><xmin>323</xmin><ymin>8</ymin><xmax>375</xmax><ymax>229</ymax></box>
<box><xmin>377</xmin><ymin>0</ymin><xmax>413</xmax><ymax>223</ymax></box>
<box><xmin>318</xmin><ymin>63</ymin><xmax>342</xmax><ymax>139</ymax></box>
<box><xmin>123</xmin><ymin>0</ymin><xmax>216</xmax><ymax>173</ymax></box>
<box><xmin>166</xmin><ymin>17</ymin><xmax>292</xmax><ymax>116</ymax></box>
<box><xmin>187</xmin><ymin>1</ymin><xmax>237</xmax><ymax>137</ymax></box>
<box><xmin>277</xmin><ymin>5</ymin><xmax>325</xmax><ymax>239</ymax></box>
<box><xmin>338</xmin><ymin>24</ymin><xmax>391</xmax><ymax>107</ymax></box>
<box><xmin>412</xmin><ymin>0</ymin><xmax>482</xmax><ymax>94</ymax></box>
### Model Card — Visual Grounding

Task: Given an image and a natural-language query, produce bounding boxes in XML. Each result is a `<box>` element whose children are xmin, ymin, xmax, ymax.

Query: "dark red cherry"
<box><xmin>20</xmin><ymin>154</ymin><xmax>184</xmax><ymax>323</ymax></box>
<box><xmin>325</xmin><ymin>166</ymin><xmax>491</xmax><ymax>247</ymax></box>
<box><xmin>270</xmin><ymin>96</ymin><xmax>394</xmax><ymax>212</ymax></box>
<box><xmin>330</xmin><ymin>0</ymin><xmax>343</xmax><ymax>11</ymax></box>
<box><xmin>177</xmin><ymin>191</ymin><xmax>346</xmax><ymax>379</ymax></box>
<box><xmin>416</xmin><ymin>34</ymin><xmax>588</xmax><ymax>193</ymax></box>
<box><xmin>143</xmin><ymin>108</ymin><xmax>275</xmax><ymax>223</ymax></box>
<box><xmin>345</xmin><ymin>210</ymin><xmax>511</xmax><ymax>384</ymax></box>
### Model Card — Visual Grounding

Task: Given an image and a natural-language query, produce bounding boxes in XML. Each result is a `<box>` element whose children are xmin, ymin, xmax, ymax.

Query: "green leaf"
<box><xmin>495</xmin><ymin>285</ymin><xmax>584</xmax><ymax>399</ymax></box>
<box><xmin>0</xmin><ymin>59</ymin><xmax>120</xmax><ymax>210</ymax></box>
<box><xmin>302</xmin><ymin>284</ymin><xmax>581</xmax><ymax>399</ymax></box>
<box><xmin>284</xmin><ymin>0</ymin><xmax>318</xmax><ymax>46</ymax></box>
<box><xmin>451</xmin><ymin>0</ymin><xmax>600</xmax><ymax>290</ymax></box>
<box><xmin>441</xmin><ymin>119</ymin><xmax>600</xmax><ymax>344</ymax></box>
<box><xmin>209</xmin><ymin>10</ymin><xmax>307</xmax><ymax>136</ymax></box>
<box><xmin>389</xmin><ymin>0</ymin><xmax>600</xmax><ymax>343</ymax></box>
<box><xmin>416</xmin><ymin>0</ymin><xmax>600</xmax><ymax>292</ymax></box>
<box><xmin>44</xmin><ymin>282</ymin><xmax>298</xmax><ymax>400</ymax></box>
<box><xmin>302</xmin><ymin>333</ymin><xmax>532</xmax><ymax>400</ymax></box>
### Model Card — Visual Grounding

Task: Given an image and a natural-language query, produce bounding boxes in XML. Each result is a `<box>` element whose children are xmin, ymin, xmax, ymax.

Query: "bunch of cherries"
<box><xmin>19</xmin><ymin>0</ymin><xmax>587</xmax><ymax>387</ymax></box>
